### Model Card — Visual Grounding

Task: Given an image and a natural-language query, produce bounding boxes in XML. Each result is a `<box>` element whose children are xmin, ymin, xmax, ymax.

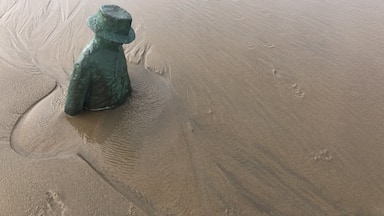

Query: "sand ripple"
<box><xmin>3</xmin><ymin>0</ymin><xmax>384</xmax><ymax>215</ymax></box>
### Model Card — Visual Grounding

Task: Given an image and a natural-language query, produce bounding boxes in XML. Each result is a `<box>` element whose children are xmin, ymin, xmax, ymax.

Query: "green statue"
<box><xmin>65</xmin><ymin>5</ymin><xmax>135</xmax><ymax>116</ymax></box>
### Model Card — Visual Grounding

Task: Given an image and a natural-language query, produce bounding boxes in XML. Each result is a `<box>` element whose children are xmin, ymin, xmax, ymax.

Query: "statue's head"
<box><xmin>87</xmin><ymin>5</ymin><xmax>135</xmax><ymax>44</ymax></box>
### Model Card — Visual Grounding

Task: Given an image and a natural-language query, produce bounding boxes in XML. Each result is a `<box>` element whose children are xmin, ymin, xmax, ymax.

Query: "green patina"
<box><xmin>65</xmin><ymin>5</ymin><xmax>135</xmax><ymax>116</ymax></box>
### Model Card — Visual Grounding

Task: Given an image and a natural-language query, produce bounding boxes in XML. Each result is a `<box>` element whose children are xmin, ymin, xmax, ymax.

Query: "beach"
<box><xmin>1</xmin><ymin>0</ymin><xmax>384</xmax><ymax>215</ymax></box>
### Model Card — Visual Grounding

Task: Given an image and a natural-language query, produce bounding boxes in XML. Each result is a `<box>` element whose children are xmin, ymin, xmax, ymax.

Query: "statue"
<box><xmin>64</xmin><ymin>5</ymin><xmax>135</xmax><ymax>116</ymax></box>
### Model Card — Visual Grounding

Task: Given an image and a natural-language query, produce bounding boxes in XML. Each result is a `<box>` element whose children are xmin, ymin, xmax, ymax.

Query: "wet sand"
<box><xmin>1</xmin><ymin>0</ymin><xmax>384</xmax><ymax>215</ymax></box>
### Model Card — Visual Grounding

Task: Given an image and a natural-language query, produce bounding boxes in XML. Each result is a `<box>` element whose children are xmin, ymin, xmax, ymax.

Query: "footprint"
<box><xmin>313</xmin><ymin>149</ymin><xmax>332</xmax><ymax>161</ymax></box>
<box><xmin>246</xmin><ymin>43</ymin><xmax>255</xmax><ymax>49</ymax></box>
<box><xmin>272</xmin><ymin>68</ymin><xmax>278</xmax><ymax>77</ymax></box>
<box><xmin>271</xmin><ymin>69</ymin><xmax>305</xmax><ymax>98</ymax></box>
<box><xmin>264</xmin><ymin>42</ymin><xmax>275</xmax><ymax>48</ymax></box>
<box><xmin>292</xmin><ymin>83</ymin><xmax>305</xmax><ymax>98</ymax></box>
<box><xmin>186</xmin><ymin>121</ymin><xmax>195</xmax><ymax>132</ymax></box>
<box><xmin>26</xmin><ymin>190</ymin><xmax>67</xmax><ymax>216</ymax></box>
<box><xmin>224</xmin><ymin>207</ymin><xmax>242</xmax><ymax>215</ymax></box>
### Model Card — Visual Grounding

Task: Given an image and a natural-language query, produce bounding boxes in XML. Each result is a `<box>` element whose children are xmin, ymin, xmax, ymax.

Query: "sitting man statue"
<box><xmin>64</xmin><ymin>5</ymin><xmax>135</xmax><ymax>116</ymax></box>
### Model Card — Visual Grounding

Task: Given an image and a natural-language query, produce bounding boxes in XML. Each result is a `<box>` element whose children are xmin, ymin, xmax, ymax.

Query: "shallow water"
<box><xmin>1</xmin><ymin>0</ymin><xmax>384</xmax><ymax>215</ymax></box>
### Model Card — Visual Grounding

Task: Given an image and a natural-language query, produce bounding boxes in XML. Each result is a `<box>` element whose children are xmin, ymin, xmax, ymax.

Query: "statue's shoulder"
<box><xmin>76</xmin><ymin>46</ymin><xmax>99</xmax><ymax>68</ymax></box>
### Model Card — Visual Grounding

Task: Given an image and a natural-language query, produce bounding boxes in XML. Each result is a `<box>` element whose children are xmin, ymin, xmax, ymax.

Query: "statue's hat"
<box><xmin>87</xmin><ymin>5</ymin><xmax>135</xmax><ymax>44</ymax></box>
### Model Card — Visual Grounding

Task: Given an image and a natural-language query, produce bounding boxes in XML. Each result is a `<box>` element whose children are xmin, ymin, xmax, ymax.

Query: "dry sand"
<box><xmin>1</xmin><ymin>0</ymin><xmax>384</xmax><ymax>215</ymax></box>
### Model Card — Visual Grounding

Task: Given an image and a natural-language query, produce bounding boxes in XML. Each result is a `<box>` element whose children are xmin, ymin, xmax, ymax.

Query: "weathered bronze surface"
<box><xmin>65</xmin><ymin>5</ymin><xmax>135</xmax><ymax>116</ymax></box>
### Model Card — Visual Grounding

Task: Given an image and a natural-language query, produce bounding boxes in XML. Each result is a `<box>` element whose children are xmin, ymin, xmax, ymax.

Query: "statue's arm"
<box><xmin>64</xmin><ymin>62</ymin><xmax>90</xmax><ymax>115</ymax></box>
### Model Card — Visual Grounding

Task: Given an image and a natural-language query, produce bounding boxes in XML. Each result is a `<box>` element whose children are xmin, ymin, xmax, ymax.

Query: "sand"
<box><xmin>1</xmin><ymin>0</ymin><xmax>384</xmax><ymax>215</ymax></box>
